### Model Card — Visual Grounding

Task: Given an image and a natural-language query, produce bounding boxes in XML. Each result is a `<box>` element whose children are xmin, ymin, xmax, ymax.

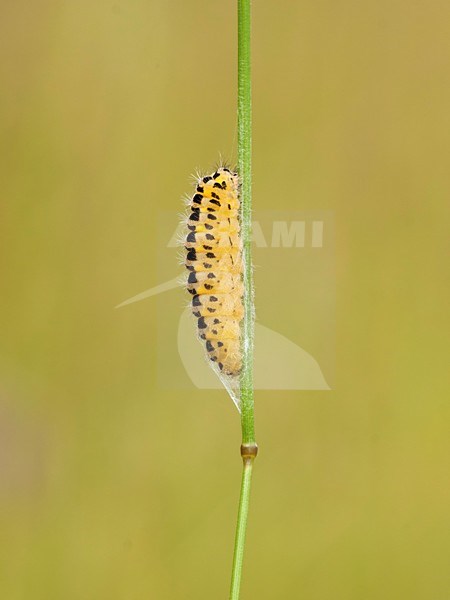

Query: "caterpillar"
<box><xmin>184</xmin><ymin>167</ymin><xmax>243</xmax><ymax>379</ymax></box>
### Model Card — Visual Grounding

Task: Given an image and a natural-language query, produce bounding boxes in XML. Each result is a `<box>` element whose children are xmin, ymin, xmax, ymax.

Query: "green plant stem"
<box><xmin>229</xmin><ymin>0</ymin><xmax>257</xmax><ymax>598</ymax></box>
<box><xmin>238</xmin><ymin>0</ymin><xmax>254</xmax><ymax>446</ymax></box>
<box><xmin>229</xmin><ymin>457</ymin><xmax>255</xmax><ymax>600</ymax></box>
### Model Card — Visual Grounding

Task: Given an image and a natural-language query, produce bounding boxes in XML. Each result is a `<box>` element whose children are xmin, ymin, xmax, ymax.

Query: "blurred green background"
<box><xmin>1</xmin><ymin>1</ymin><xmax>449</xmax><ymax>598</ymax></box>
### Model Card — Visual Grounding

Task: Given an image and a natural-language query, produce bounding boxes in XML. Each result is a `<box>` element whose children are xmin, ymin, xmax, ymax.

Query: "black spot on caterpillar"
<box><xmin>184</xmin><ymin>167</ymin><xmax>243</xmax><ymax>377</ymax></box>
<box><xmin>197</xmin><ymin>317</ymin><xmax>207</xmax><ymax>329</ymax></box>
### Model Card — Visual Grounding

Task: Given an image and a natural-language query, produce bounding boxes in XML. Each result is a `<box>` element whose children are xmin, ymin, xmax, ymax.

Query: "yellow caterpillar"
<box><xmin>184</xmin><ymin>167</ymin><xmax>243</xmax><ymax>376</ymax></box>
